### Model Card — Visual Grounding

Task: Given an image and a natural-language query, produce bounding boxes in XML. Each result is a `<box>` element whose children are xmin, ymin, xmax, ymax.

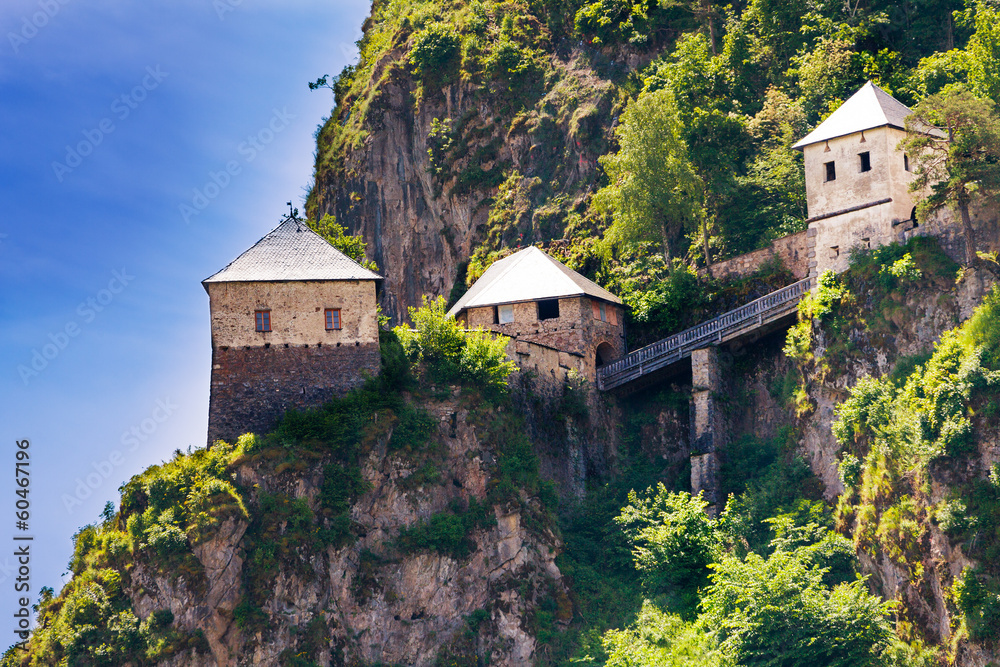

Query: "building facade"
<box><xmin>793</xmin><ymin>82</ymin><xmax>946</xmax><ymax>275</ymax></box>
<box><xmin>449</xmin><ymin>247</ymin><xmax>625</xmax><ymax>383</ymax></box>
<box><xmin>203</xmin><ymin>216</ymin><xmax>382</xmax><ymax>444</ymax></box>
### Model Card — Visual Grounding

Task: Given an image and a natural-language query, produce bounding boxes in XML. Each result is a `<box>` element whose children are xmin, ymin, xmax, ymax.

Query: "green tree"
<box><xmin>966</xmin><ymin>2</ymin><xmax>1000</xmax><ymax>104</ymax></box>
<box><xmin>701</xmin><ymin>535</ymin><xmax>893</xmax><ymax>667</ymax></box>
<box><xmin>310</xmin><ymin>214</ymin><xmax>378</xmax><ymax>271</ymax></box>
<box><xmin>901</xmin><ymin>86</ymin><xmax>1000</xmax><ymax>264</ymax></box>
<box><xmin>593</xmin><ymin>88</ymin><xmax>704</xmax><ymax>263</ymax></box>
<box><xmin>615</xmin><ymin>486</ymin><xmax>720</xmax><ymax>610</ymax></box>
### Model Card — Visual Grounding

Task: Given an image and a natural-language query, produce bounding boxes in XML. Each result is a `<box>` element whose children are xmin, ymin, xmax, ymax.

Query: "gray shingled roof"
<box><xmin>203</xmin><ymin>217</ymin><xmax>383</xmax><ymax>285</ymax></box>
<box><xmin>448</xmin><ymin>246</ymin><xmax>622</xmax><ymax>317</ymax></box>
<box><xmin>793</xmin><ymin>81</ymin><xmax>932</xmax><ymax>149</ymax></box>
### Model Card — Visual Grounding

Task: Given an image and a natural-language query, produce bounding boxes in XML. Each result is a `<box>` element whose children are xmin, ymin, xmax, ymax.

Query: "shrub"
<box><xmin>409</xmin><ymin>23</ymin><xmax>461</xmax><ymax>83</ymax></box>
<box><xmin>396</xmin><ymin>498</ymin><xmax>496</xmax><ymax>560</ymax></box>
<box><xmin>395</xmin><ymin>295</ymin><xmax>515</xmax><ymax>394</ymax></box>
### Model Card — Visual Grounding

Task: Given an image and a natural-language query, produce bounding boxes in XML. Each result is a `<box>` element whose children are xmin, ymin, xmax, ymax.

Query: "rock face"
<box><xmin>125</xmin><ymin>394</ymin><xmax>568</xmax><ymax>667</ymax></box>
<box><xmin>310</xmin><ymin>48</ymin><xmax>620</xmax><ymax>323</ymax></box>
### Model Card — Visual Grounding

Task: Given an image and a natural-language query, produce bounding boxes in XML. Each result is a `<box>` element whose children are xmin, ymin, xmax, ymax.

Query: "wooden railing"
<box><xmin>597</xmin><ymin>278</ymin><xmax>812</xmax><ymax>391</ymax></box>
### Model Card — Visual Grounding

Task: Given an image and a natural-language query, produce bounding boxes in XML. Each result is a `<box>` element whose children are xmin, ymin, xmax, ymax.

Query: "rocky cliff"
<box><xmin>306</xmin><ymin>2</ymin><xmax>664</xmax><ymax>322</ymax></box>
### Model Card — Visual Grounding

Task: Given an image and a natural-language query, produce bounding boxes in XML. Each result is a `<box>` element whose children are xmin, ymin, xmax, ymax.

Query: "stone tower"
<box><xmin>793</xmin><ymin>82</ymin><xmax>935</xmax><ymax>275</ymax></box>
<box><xmin>203</xmin><ymin>216</ymin><xmax>383</xmax><ymax>444</ymax></box>
<box><xmin>448</xmin><ymin>246</ymin><xmax>625</xmax><ymax>383</ymax></box>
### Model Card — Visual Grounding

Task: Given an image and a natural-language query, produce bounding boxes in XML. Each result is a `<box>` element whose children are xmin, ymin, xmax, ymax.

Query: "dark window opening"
<box><xmin>537</xmin><ymin>299</ymin><xmax>560</xmax><ymax>321</ymax></box>
<box><xmin>492</xmin><ymin>305</ymin><xmax>499</xmax><ymax>324</ymax></box>
<box><xmin>904</xmin><ymin>154</ymin><xmax>910</xmax><ymax>172</ymax></box>
<box><xmin>859</xmin><ymin>151</ymin><xmax>871</xmax><ymax>172</ymax></box>
<box><xmin>824</xmin><ymin>161</ymin><xmax>836</xmax><ymax>181</ymax></box>
<box><xmin>255</xmin><ymin>310</ymin><xmax>271</xmax><ymax>332</ymax></box>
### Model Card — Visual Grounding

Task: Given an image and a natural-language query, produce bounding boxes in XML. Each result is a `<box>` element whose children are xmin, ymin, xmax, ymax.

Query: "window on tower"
<box><xmin>325</xmin><ymin>308</ymin><xmax>342</xmax><ymax>330</ymax></box>
<box><xmin>859</xmin><ymin>151</ymin><xmax>871</xmax><ymax>172</ymax></box>
<box><xmin>255</xmin><ymin>310</ymin><xmax>271</xmax><ymax>332</ymax></box>
<box><xmin>824</xmin><ymin>161</ymin><xmax>836</xmax><ymax>181</ymax></box>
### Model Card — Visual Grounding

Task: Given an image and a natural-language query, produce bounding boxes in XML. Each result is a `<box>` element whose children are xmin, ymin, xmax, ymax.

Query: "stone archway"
<box><xmin>595</xmin><ymin>342</ymin><xmax>616</xmax><ymax>368</ymax></box>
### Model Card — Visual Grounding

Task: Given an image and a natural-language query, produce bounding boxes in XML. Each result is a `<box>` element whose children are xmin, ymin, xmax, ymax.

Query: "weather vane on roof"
<box><xmin>286</xmin><ymin>201</ymin><xmax>299</xmax><ymax>220</ymax></box>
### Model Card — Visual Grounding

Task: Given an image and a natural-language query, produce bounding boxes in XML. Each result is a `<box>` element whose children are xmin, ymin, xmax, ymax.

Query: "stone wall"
<box><xmin>508</xmin><ymin>339</ymin><xmax>587</xmax><ymax>387</ymax></box>
<box><xmin>207</xmin><ymin>343</ymin><xmax>380</xmax><ymax>444</ymax></box>
<box><xmin>802</xmin><ymin>126</ymin><xmax>916</xmax><ymax>223</ymax></box>
<box><xmin>461</xmin><ymin>296</ymin><xmax>625</xmax><ymax>381</ymax></box>
<box><xmin>205</xmin><ymin>280</ymin><xmax>379</xmax><ymax>348</ymax></box>
<box><xmin>707</xmin><ymin>229</ymin><xmax>810</xmax><ymax>281</ymax></box>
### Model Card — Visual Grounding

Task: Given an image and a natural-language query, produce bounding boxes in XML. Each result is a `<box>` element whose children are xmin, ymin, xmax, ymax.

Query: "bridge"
<box><xmin>597</xmin><ymin>277</ymin><xmax>813</xmax><ymax>392</ymax></box>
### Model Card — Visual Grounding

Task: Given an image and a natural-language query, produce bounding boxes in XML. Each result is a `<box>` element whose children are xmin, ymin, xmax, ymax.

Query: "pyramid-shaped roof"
<box><xmin>793</xmin><ymin>82</ymin><xmax>918</xmax><ymax>149</ymax></box>
<box><xmin>203</xmin><ymin>217</ymin><xmax>382</xmax><ymax>285</ymax></box>
<box><xmin>448</xmin><ymin>246</ymin><xmax>621</xmax><ymax>316</ymax></box>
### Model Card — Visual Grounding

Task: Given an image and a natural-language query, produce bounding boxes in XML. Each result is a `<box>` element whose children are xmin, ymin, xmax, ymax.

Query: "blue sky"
<box><xmin>0</xmin><ymin>0</ymin><xmax>370</xmax><ymax>628</ymax></box>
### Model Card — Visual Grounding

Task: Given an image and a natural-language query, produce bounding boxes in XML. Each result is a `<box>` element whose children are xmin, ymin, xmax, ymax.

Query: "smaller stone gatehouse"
<box><xmin>448</xmin><ymin>246</ymin><xmax>625</xmax><ymax>382</ymax></box>
<box><xmin>203</xmin><ymin>216</ymin><xmax>383</xmax><ymax>444</ymax></box>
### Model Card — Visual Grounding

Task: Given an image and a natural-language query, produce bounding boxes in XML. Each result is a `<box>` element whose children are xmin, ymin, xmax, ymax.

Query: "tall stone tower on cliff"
<box><xmin>794</xmin><ymin>82</ymin><xmax>935</xmax><ymax>275</ymax></box>
<box><xmin>203</xmin><ymin>216</ymin><xmax>383</xmax><ymax>444</ymax></box>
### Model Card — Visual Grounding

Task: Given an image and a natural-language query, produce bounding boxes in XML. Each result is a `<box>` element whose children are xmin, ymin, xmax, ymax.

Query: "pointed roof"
<box><xmin>793</xmin><ymin>82</ymin><xmax>919</xmax><ymax>149</ymax></box>
<box><xmin>448</xmin><ymin>246</ymin><xmax>621</xmax><ymax>316</ymax></box>
<box><xmin>203</xmin><ymin>217</ymin><xmax>382</xmax><ymax>285</ymax></box>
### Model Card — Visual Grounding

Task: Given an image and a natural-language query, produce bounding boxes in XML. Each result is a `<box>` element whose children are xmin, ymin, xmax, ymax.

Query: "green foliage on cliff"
<box><xmin>600</xmin><ymin>486</ymin><xmax>915</xmax><ymax>667</ymax></box>
<box><xmin>833</xmin><ymin>286</ymin><xmax>1000</xmax><ymax>647</ymax></box>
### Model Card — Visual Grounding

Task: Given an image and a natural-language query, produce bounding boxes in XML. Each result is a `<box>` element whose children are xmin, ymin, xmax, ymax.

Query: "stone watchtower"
<box><xmin>203</xmin><ymin>216</ymin><xmax>383</xmax><ymax>444</ymax></box>
<box><xmin>794</xmin><ymin>82</ymin><xmax>932</xmax><ymax>276</ymax></box>
<box><xmin>448</xmin><ymin>247</ymin><xmax>625</xmax><ymax>383</ymax></box>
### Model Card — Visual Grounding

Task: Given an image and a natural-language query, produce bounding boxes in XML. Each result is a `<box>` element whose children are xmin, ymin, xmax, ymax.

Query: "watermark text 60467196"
<box><xmin>12</xmin><ymin>439</ymin><xmax>32</xmax><ymax>645</ymax></box>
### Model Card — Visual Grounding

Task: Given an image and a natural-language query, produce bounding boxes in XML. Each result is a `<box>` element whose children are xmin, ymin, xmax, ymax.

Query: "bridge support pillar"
<box><xmin>690</xmin><ymin>347</ymin><xmax>724</xmax><ymax>515</ymax></box>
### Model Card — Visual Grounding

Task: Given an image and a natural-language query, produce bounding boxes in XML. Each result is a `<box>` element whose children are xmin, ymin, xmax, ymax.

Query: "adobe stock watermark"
<box><xmin>61</xmin><ymin>398</ymin><xmax>178</xmax><ymax>513</ymax></box>
<box><xmin>214</xmin><ymin>0</ymin><xmax>244</xmax><ymax>20</ymax></box>
<box><xmin>179</xmin><ymin>107</ymin><xmax>296</xmax><ymax>224</ymax></box>
<box><xmin>17</xmin><ymin>268</ymin><xmax>135</xmax><ymax>385</ymax></box>
<box><xmin>51</xmin><ymin>65</ymin><xmax>169</xmax><ymax>182</ymax></box>
<box><xmin>7</xmin><ymin>0</ymin><xmax>71</xmax><ymax>54</ymax></box>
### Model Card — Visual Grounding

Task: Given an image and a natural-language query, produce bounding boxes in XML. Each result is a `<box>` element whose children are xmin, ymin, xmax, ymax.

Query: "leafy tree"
<box><xmin>594</xmin><ymin>88</ymin><xmax>704</xmax><ymax>262</ymax></box>
<box><xmin>310</xmin><ymin>214</ymin><xmax>379</xmax><ymax>271</ymax></box>
<box><xmin>701</xmin><ymin>540</ymin><xmax>894</xmax><ymax>667</ymax></box>
<box><xmin>901</xmin><ymin>85</ymin><xmax>1000</xmax><ymax>264</ymax></box>
<box><xmin>965</xmin><ymin>2</ymin><xmax>1000</xmax><ymax>104</ymax></box>
<box><xmin>615</xmin><ymin>487</ymin><xmax>720</xmax><ymax>611</ymax></box>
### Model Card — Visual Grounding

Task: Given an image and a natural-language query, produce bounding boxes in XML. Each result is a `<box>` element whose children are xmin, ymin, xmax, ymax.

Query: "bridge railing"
<box><xmin>597</xmin><ymin>277</ymin><xmax>812</xmax><ymax>391</ymax></box>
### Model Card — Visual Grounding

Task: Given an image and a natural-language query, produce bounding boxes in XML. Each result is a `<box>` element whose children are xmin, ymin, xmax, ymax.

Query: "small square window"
<box><xmin>537</xmin><ymin>299</ymin><xmax>560</xmax><ymax>320</ymax></box>
<box><xmin>498</xmin><ymin>304</ymin><xmax>514</xmax><ymax>324</ymax></box>
<box><xmin>859</xmin><ymin>151</ymin><xmax>871</xmax><ymax>172</ymax></box>
<box><xmin>824</xmin><ymin>161</ymin><xmax>836</xmax><ymax>181</ymax></box>
<box><xmin>325</xmin><ymin>308</ymin><xmax>341</xmax><ymax>330</ymax></box>
<box><xmin>255</xmin><ymin>310</ymin><xmax>271</xmax><ymax>332</ymax></box>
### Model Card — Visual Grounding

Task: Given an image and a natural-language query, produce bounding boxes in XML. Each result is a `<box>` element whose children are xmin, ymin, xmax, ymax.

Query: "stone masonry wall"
<box><xmin>206</xmin><ymin>280</ymin><xmax>379</xmax><ymax>348</ymax></box>
<box><xmin>706</xmin><ymin>229</ymin><xmax>810</xmax><ymax>281</ymax></box>
<box><xmin>207</xmin><ymin>343</ymin><xmax>380</xmax><ymax>444</ymax></box>
<box><xmin>463</xmin><ymin>296</ymin><xmax>625</xmax><ymax>381</ymax></box>
<box><xmin>508</xmin><ymin>339</ymin><xmax>587</xmax><ymax>388</ymax></box>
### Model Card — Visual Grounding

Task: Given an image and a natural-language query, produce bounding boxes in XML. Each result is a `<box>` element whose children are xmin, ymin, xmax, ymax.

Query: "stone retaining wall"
<box><xmin>207</xmin><ymin>343</ymin><xmax>380</xmax><ymax>444</ymax></box>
